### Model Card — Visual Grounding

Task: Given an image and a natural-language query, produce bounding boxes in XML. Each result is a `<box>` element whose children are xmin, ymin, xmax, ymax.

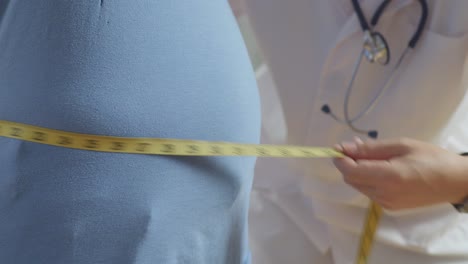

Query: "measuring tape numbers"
<box><xmin>0</xmin><ymin>120</ymin><xmax>343</xmax><ymax>158</ymax></box>
<box><xmin>0</xmin><ymin>119</ymin><xmax>381</xmax><ymax>264</ymax></box>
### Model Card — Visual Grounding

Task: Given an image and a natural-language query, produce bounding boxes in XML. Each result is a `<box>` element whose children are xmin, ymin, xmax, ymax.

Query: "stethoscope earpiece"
<box><xmin>321</xmin><ymin>104</ymin><xmax>379</xmax><ymax>139</ymax></box>
<box><xmin>321</xmin><ymin>104</ymin><xmax>331</xmax><ymax>114</ymax></box>
<box><xmin>368</xmin><ymin>130</ymin><xmax>378</xmax><ymax>139</ymax></box>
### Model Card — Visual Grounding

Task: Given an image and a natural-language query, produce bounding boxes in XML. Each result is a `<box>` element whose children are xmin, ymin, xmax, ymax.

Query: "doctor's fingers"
<box><xmin>350</xmin><ymin>184</ymin><xmax>379</xmax><ymax>201</ymax></box>
<box><xmin>350</xmin><ymin>184</ymin><xmax>399</xmax><ymax>209</ymax></box>
<box><xmin>340</xmin><ymin>138</ymin><xmax>415</xmax><ymax>160</ymax></box>
<box><xmin>334</xmin><ymin>158</ymin><xmax>395</xmax><ymax>186</ymax></box>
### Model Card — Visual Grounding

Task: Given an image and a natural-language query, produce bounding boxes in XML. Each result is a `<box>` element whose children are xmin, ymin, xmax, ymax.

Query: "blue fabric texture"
<box><xmin>0</xmin><ymin>1</ymin><xmax>260</xmax><ymax>263</ymax></box>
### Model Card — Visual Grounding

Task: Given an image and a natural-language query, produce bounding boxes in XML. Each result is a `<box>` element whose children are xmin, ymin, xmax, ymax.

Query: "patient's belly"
<box><xmin>0</xmin><ymin>1</ymin><xmax>260</xmax><ymax>263</ymax></box>
<box><xmin>0</xmin><ymin>1</ymin><xmax>259</xmax><ymax>141</ymax></box>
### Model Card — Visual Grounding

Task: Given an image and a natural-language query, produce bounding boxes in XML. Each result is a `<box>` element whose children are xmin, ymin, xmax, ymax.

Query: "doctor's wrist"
<box><xmin>450</xmin><ymin>153</ymin><xmax>468</xmax><ymax>211</ymax></box>
<box><xmin>458</xmin><ymin>153</ymin><xmax>468</xmax><ymax>200</ymax></box>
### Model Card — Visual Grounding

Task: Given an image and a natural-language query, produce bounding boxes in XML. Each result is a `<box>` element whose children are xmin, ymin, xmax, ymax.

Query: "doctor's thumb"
<box><xmin>340</xmin><ymin>138</ymin><xmax>411</xmax><ymax>160</ymax></box>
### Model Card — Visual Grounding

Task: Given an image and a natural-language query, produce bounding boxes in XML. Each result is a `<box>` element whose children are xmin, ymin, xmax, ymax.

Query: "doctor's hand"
<box><xmin>333</xmin><ymin>138</ymin><xmax>468</xmax><ymax>210</ymax></box>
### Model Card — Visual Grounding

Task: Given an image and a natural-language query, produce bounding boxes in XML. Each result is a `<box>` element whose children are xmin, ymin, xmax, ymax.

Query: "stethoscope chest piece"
<box><xmin>364</xmin><ymin>31</ymin><xmax>390</xmax><ymax>65</ymax></box>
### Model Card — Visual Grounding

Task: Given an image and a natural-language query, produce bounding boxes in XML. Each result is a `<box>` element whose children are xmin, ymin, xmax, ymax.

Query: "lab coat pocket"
<box><xmin>389</xmin><ymin>203</ymin><xmax>468</xmax><ymax>255</ymax></box>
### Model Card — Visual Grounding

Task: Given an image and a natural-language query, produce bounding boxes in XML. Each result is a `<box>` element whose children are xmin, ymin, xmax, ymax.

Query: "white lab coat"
<box><xmin>245</xmin><ymin>0</ymin><xmax>468</xmax><ymax>263</ymax></box>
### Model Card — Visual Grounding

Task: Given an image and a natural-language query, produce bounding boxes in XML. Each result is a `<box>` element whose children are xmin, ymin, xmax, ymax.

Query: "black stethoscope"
<box><xmin>321</xmin><ymin>0</ymin><xmax>428</xmax><ymax>139</ymax></box>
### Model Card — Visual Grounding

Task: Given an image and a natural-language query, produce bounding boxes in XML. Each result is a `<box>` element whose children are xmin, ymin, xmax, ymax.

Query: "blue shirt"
<box><xmin>0</xmin><ymin>1</ymin><xmax>260</xmax><ymax>263</ymax></box>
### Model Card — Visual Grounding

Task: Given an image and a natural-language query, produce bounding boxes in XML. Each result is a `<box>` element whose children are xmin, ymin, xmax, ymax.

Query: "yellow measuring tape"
<box><xmin>356</xmin><ymin>202</ymin><xmax>382</xmax><ymax>264</ymax></box>
<box><xmin>0</xmin><ymin>119</ymin><xmax>381</xmax><ymax>263</ymax></box>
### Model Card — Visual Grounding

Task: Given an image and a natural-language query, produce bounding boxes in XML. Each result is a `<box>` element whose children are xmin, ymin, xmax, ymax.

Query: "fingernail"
<box><xmin>334</xmin><ymin>144</ymin><xmax>343</xmax><ymax>152</ymax></box>
<box><xmin>342</xmin><ymin>141</ymin><xmax>357</xmax><ymax>154</ymax></box>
